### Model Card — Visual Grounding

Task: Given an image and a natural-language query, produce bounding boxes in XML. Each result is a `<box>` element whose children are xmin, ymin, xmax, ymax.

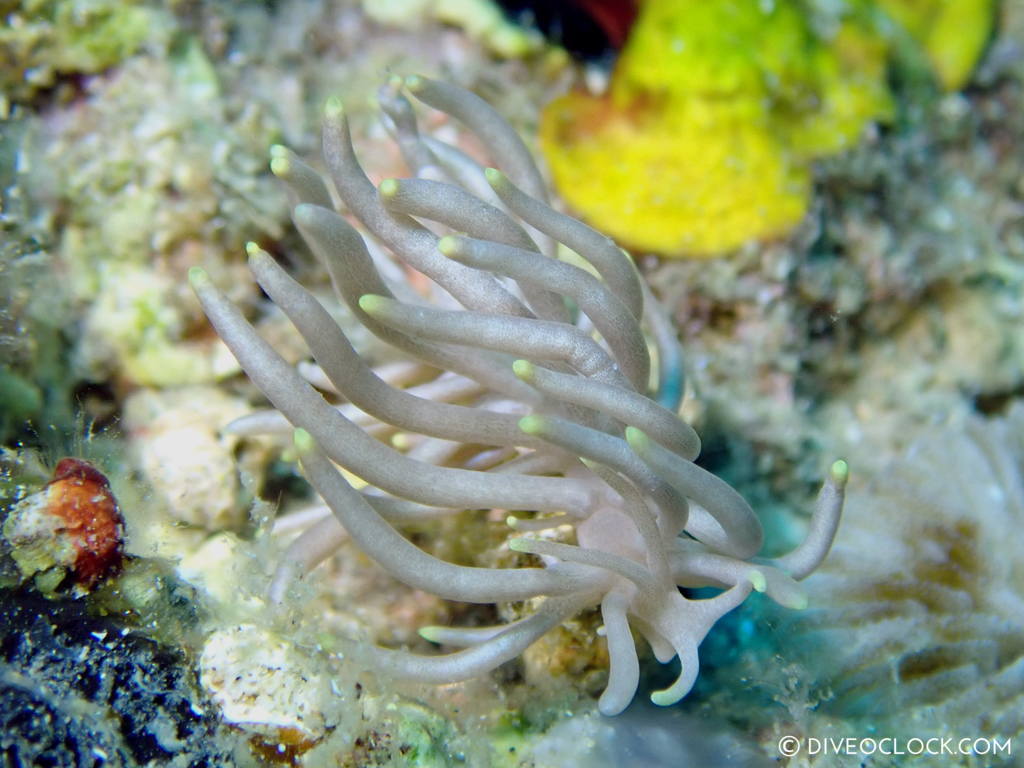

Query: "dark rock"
<box><xmin>0</xmin><ymin>588</ymin><xmax>237</xmax><ymax>768</ymax></box>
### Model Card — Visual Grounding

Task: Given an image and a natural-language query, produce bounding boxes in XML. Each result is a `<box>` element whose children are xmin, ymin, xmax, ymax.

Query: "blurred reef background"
<box><xmin>0</xmin><ymin>0</ymin><xmax>1022</xmax><ymax>766</ymax></box>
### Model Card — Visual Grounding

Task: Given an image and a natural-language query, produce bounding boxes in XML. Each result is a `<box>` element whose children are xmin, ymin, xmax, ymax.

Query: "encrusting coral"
<box><xmin>794</xmin><ymin>404</ymin><xmax>1024</xmax><ymax>735</ymax></box>
<box><xmin>189</xmin><ymin>75</ymin><xmax>847</xmax><ymax>716</ymax></box>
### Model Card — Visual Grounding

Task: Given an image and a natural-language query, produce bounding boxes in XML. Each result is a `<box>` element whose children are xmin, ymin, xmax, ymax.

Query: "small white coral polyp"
<box><xmin>189</xmin><ymin>76</ymin><xmax>846</xmax><ymax>716</ymax></box>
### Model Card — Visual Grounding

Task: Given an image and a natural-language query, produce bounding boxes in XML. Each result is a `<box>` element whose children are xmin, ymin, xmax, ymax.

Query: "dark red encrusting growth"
<box><xmin>568</xmin><ymin>0</ymin><xmax>638</xmax><ymax>48</ymax></box>
<box><xmin>496</xmin><ymin>0</ymin><xmax>638</xmax><ymax>59</ymax></box>
<box><xmin>46</xmin><ymin>458</ymin><xmax>125</xmax><ymax>588</ymax></box>
<box><xmin>51</xmin><ymin>457</ymin><xmax>112</xmax><ymax>489</ymax></box>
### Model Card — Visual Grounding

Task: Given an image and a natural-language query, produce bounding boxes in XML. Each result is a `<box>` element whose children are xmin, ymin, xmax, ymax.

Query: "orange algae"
<box><xmin>540</xmin><ymin>0</ymin><xmax>992</xmax><ymax>257</ymax></box>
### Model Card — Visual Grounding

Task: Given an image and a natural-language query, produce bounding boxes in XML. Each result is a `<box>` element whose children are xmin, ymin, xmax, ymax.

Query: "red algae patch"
<box><xmin>3</xmin><ymin>457</ymin><xmax>125</xmax><ymax>593</ymax></box>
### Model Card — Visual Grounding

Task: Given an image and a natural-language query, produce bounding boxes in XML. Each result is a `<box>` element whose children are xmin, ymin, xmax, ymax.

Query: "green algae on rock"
<box><xmin>0</xmin><ymin>0</ymin><xmax>170</xmax><ymax>108</ymax></box>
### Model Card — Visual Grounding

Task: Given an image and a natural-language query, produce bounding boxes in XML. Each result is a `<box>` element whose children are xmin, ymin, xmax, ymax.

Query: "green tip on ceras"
<box><xmin>517</xmin><ymin>414</ymin><xmax>546</xmax><ymax>436</ymax></box>
<box><xmin>830</xmin><ymin>459</ymin><xmax>850</xmax><ymax>488</ymax></box>
<box><xmin>746</xmin><ymin>569</ymin><xmax>767</xmax><ymax>593</ymax></box>
<box><xmin>437</xmin><ymin>235</ymin><xmax>462</xmax><ymax>258</ymax></box>
<box><xmin>649</xmin><ymin>689</ymin><xmax>677</xmax><ymax>708</ymax></box>
<box><xmin>378</xmin><ymin>178</ymin><xmax>399</xmax><ymax>200</ymax></box>
<box><xmin>507</xmin><ymin>538</ymin><xmax>531</xmax><ymax>553</ymax></box>
<box><xmin>269</xmin><ymin>145</ymin><xmax>290</xmax><ymax>177</ymax></box>
<box><xmin>483</xmin><ymin>167</ymin><xmax>506</xmax><ymax>189</ymax></box>
<box><xmin>511</xmin><ymin>359</ymin><xmax>534</xmax><ymax>381</ymax></box>
<box><xmin>357</xmin><ymin>294</ymin><xmax>388</xmax><ymax>314</ymax></box>
<box><xmin>404</xmin><ymin>75</ymin><xmax>425</xmax><ymax>93</ymax></box>
<box><xmin>187</xmin><ymin>266</ymin><xmax>210</xmax><ymax>289</ymax></box>
<box><xmin>418</xmin><ymin>626</ymin><xmax>444</xmax><ymax>643</ymax></box>
<box><xmin>246</xmin><ymin>243</ymin><xmax>275</xmax><ymax>275</ymax></box>
<box><xmin>624</xmin><ymin>426</ymin><xmax>649</xmax><ymax>453</ymax></box>
<box><xmin>292</xmin><ymin>203</ymin><xmax>316</xmax><ymax>228</ymax></box>
<box><xmin>269</xmin><ymin>156</ymin><xmax>289</xmax><ymax>178</ymax></box>
<box><xmin>324</xmin><ymin>96</ymin><xmax>344</xmax><ymax>120</ymax></box>
<box><xmin>787</xmin><ymin>591</ymin><xmax>810</xmax><ymax>611</ymax></box>
<box><xmin>293</xmin><ymin>428</ymin><xmax>315</xmax><ymax>454</ymax></box>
